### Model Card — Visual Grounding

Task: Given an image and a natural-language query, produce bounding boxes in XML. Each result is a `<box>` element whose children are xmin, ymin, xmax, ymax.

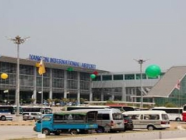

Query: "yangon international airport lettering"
<box><xmin>29</xmin><ymin>54</ymin><xmax>96</xmax><ymax>69</ymax></box>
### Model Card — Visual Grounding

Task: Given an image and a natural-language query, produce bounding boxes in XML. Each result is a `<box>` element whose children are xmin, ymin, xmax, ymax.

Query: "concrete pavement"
<box><xmin>155</xmin><ymin>138</ymin><xmax>186</xmax><ymax>140</ymax></box>
<box><xmin>0</xmin><ymin>120</ymin><xmax>35</xmax><ymax>126</ymax></box>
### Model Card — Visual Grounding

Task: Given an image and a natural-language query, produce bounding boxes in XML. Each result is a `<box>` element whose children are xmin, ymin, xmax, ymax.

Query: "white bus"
<box><xmin>21</xmin><ymin>106</ymin><xmax>52</xmax><ymax>114</ymax></box>
<box><xmin>0</xmin><ymin>105</ymin><xmax>15</xmax><ymax>121</ymax></box>
<box><xmin>123</xmin><ymin>110</ymin><xmax>170</xmax><ymax>130</ymax></box>
<box><xmin>152</xmin><ymin>107</ymin><xmax>182</xmax><ymax>121</ymax></box>
<box><xmin>66</xmin><ymin>105</ymin><xmax>110</xmax><ymax>111</ymax></box>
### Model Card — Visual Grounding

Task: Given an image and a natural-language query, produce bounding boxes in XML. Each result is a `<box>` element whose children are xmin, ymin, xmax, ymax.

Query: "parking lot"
<box><xmin>0</xmin><ymin>121</ymin><xmax>186</xmax><ymax>140</ymax></box>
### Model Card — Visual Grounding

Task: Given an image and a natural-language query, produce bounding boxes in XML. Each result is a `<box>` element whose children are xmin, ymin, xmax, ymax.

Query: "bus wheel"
<box><xmin>147</xmin><ymin>125</ymin><xmax>155</xmax><ymax>130</ymax></box>
<box><xmin>42</xmin><ymin>129</ymin><xmax>50</xmax><ymax>135</ymax></box>
<box><xmin>70</xmin><ymin>129</ymin><xmax>78</xmax><ymax>135</ymax></box>
<box><xmin>1</xmin><ymin>116</ymin><xmax>6</xmax><ymax>121</ymax></box>
<box><xmin>176</xmin><ymin>118</ymin><xmax>181</xmax><ymax>121</ymax></box>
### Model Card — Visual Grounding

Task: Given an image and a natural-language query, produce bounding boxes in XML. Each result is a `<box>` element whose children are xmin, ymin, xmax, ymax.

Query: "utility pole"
<box><xmin>134</xmin><ymin>59</ymin><xmax>146</xmax><ymax>109</ymax></box>
<box><xmin>8</xmin><ymin>36</ymin><xmax>29</xmax><ymax>116</ymax></box>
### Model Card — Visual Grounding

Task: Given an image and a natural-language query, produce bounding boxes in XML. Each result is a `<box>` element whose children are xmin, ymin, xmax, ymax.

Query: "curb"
<box><xmin>0</xmin><ymin>121</ymin><xmax>35</xmax><ymax>126</ymax></box>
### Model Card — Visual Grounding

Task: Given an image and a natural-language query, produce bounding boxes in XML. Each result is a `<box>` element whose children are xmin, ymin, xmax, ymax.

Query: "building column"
<box><xmin>89</xmin><ymin>80</ymin><xmax>93</xmax><ymax>101</ymax></box>
<box><xmin>130</xmin><ymin>88</ymin><xmax>134</xmax><ymax>103</ymax></box>
<box><xmin>134</xmin><ymin>87</ymin><xmax>137</xmax><ymax>102</ymax></box>
<box><xmin>49</xmin><ymin>69</ymin><xmax>52</xmax><ymax>99</ymax></box>
<box><xmin>33</xmin><ymin>67</ymin><xmax>37</xmax><ymax>104</ymax></box>
<box><xmin>77</xmin><ymin>72</ymin><xmax>80</xmax><ymax>105</ymax></box>
<box><xmin>101</xmin><ymin>90</ymin><xmax>104</xmax><ymax>101</ymax></box>
<box><xmin>122</xmin><ymin>83</ymin><xmax>126</xmax><ymax>101</ymax></box>
<box><xmin>64</xmin><ymin>70</ymin><xmax>67</xmax><ymax>98</ymax></box>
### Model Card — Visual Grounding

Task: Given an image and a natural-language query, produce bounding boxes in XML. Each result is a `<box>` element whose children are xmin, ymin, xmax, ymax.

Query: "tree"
<box><xmin>94</xmin><ymin>98</ymin><xmax>100</xmax><ymax>101</ymax></box>
<box><xmin>47</xmin><ymin>98</ymin><xmax>54</xmax><ymax>106</ymax></box>
<box><xmin>164</xmin><ymin>102</ymin><xmax>177</xmax><ymax>107</ymax></box>
<box><xmin>80</xmin><ymin>98</ymin><xmax>85</xmax><ymax>104</ymax></box>
<box><xmin>30</xmin><ymin>98</ymin><xmax>36</xmax><ymax>104</ymax></box>
<box><xmin>61</xmin><ymin>98</ymin><xmax>69</xmax><ymax>104</ymax></box>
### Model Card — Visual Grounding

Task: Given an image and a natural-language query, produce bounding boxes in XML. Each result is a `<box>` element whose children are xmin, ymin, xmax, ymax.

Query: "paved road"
<box><xmin>0</xmin><ymin>126</ymin><xmax>37</xmax><ymax>140</ymax></box>
<box><xmin>1</xmin><ymin>126</ymin><xmax>186</xmax><ymax>140</ymax></box>
<box><xmin>155</xmin><ymin>138</ymin><xmax>186</xmax><ymax>140</ymax></box>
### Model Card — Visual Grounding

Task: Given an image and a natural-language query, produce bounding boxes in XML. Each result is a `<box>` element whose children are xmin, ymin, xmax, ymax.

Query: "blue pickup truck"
<box><xmin>34</xmin><ymin>110</ymin><xmax>98</xmax><ymax>135</ymax></box>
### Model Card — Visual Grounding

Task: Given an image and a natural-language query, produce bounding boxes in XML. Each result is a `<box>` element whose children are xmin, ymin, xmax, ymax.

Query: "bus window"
<box><xmin>0</xmin><ymin>105</ymin><xmax>16</xmax><ymax>114</ymax></box>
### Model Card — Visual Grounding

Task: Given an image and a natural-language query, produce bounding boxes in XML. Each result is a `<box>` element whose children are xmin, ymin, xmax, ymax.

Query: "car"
<box><xmin>23</xmin><ymin>112</ymin><xmax>42</xmax><ymax>121</ymax></box>
<box><xmin>123</xmin><ymin>114</ymin><xmax>134</xmax><ymax>131</ymax></box>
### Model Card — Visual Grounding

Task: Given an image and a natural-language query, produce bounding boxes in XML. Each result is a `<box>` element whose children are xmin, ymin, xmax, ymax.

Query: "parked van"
<box><xmin>122</xmin><ymin>110</ymin><xmax>170</xmax><ymax>130</ymax></box>
<box><xmin>71</xmin><ymin>108</ymin><xmax>124</xmax><ymax>133</ymax></box>
<box><xmin>23</xmin><ymin>112</ymin><xmax>42</xmax><ymax>121</ymax></box>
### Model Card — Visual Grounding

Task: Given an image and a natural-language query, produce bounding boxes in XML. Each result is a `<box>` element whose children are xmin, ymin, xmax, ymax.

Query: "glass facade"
<box><xmin>154</xmin><ymin>75</ymin><xmax>186</xmax><ymax>107</ymax></box>
<box><xmin>80</xmin><ymin>72</ymin><xmax>90</xmax><ymax>90</ymax></box>
<box><xmin>136</xmin><ymin>73</ymin><xmax>147</xmax><ymax>80</ymax></box>
<box><xmin>92</xmin><ymin>75</ymin><xmax>101</xmax><ymax>81</ymax></box>
<box><xmin>0</xmin><ymin>61</ymin><xmax>94</xmax><ymax>104</ymax></box>
<box><xmin>102</xmin><ymin>75</ymin><xmax>112</xmax><ymax>81</ymax></box>
<box><xmin>0</xmin><ymin>62</ymin><xmax>16</xmax><ymax>86</ymax></box>
<box><xmin>125</xmin><ymin>74</ymin><xmax>135</xmax><ymax>80</ymax></box>
<box><xmin>92</xmin><ymin>72</ymin><xmax>161</xmax><ymax>104</ymax></box>
<box><xmin>52</xmin><ymin>69</ymin><xmax>64</xmax><ymax>89</ymax></box>
<box><xmin>113</xmin><ymin>74</ymin><xmax>123</xmax><ymax>80</ymax></box>
<box><xmin>92</xmin><ymin>87</ymin><xmax>122</xmax><ymax>101</ymax></box>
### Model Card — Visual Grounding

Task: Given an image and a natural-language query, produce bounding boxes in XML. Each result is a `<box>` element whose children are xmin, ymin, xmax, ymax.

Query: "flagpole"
<box><xmin>37</xmin><ymin>58</ymin><xmax>46</xmax><ymax>135</ymax></box>
<box><xmin>40</xmin><ymin>76</ymin><xmax>43</xmax><ymax>134</ymax></box>
<box><xmin>41</xmin><ymin>73</ymin><xmax>43</xmax><ymax>105</ymax></box>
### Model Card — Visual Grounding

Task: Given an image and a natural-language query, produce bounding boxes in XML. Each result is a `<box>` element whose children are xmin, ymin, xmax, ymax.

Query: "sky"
<box><xmin>0</xmin><ymin>0</ymin><xmax>186</xmax><ymax>72</ymax></box>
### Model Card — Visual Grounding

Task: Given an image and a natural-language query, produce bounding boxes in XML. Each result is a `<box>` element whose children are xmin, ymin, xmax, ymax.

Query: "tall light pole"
<box><xmin>134</xmin><ymin>59</ymin><xmax>146</xmax><ymax>109</ymax></box>
<box><xmin>8</xmin><ymin>36</ymin><xmax>29</xmax><ymax>116</ymax></box>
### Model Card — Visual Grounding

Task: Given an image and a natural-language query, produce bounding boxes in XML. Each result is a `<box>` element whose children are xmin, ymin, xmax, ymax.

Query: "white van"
<box><xmin>71</xmin><ymin>108</ymin><xmax>124</xmax><ymax>132</ymax></box>
<box><xmin>122</xmin><ymin>110</ymin><xmax>170</xmax><ymax>130</ymax></box>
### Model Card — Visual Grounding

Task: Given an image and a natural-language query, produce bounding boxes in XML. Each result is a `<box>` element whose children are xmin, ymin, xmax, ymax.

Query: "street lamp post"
<box><xmin>135</xmin><ymin>59</ymin><xmax>146</xmax><ymax>109</ymax></box>
<box><xmin>8</xmin><ymin>36</ymin><xmax>29</xmax><ymax>116</ymax></box>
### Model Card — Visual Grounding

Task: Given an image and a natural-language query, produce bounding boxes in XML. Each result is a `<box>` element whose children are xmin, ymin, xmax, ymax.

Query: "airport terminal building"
<box><xmin>1</xmin><ymin>54</ymin><xmax>185</xmax><ymax>107</ymax></box>
<box><xmin>92</xmin><ymin>72</ymin><xmax>162</xmax><ymax>103</ymax></box>
<box><xmin>0</xmin><ymin>55</ymin><xmax>106</xmax><ymax>104</ymax></box>
<box><xmin>0</xmin><ymin>54</ymin><xmax>162</xmax><ymax>105</ymax></box>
